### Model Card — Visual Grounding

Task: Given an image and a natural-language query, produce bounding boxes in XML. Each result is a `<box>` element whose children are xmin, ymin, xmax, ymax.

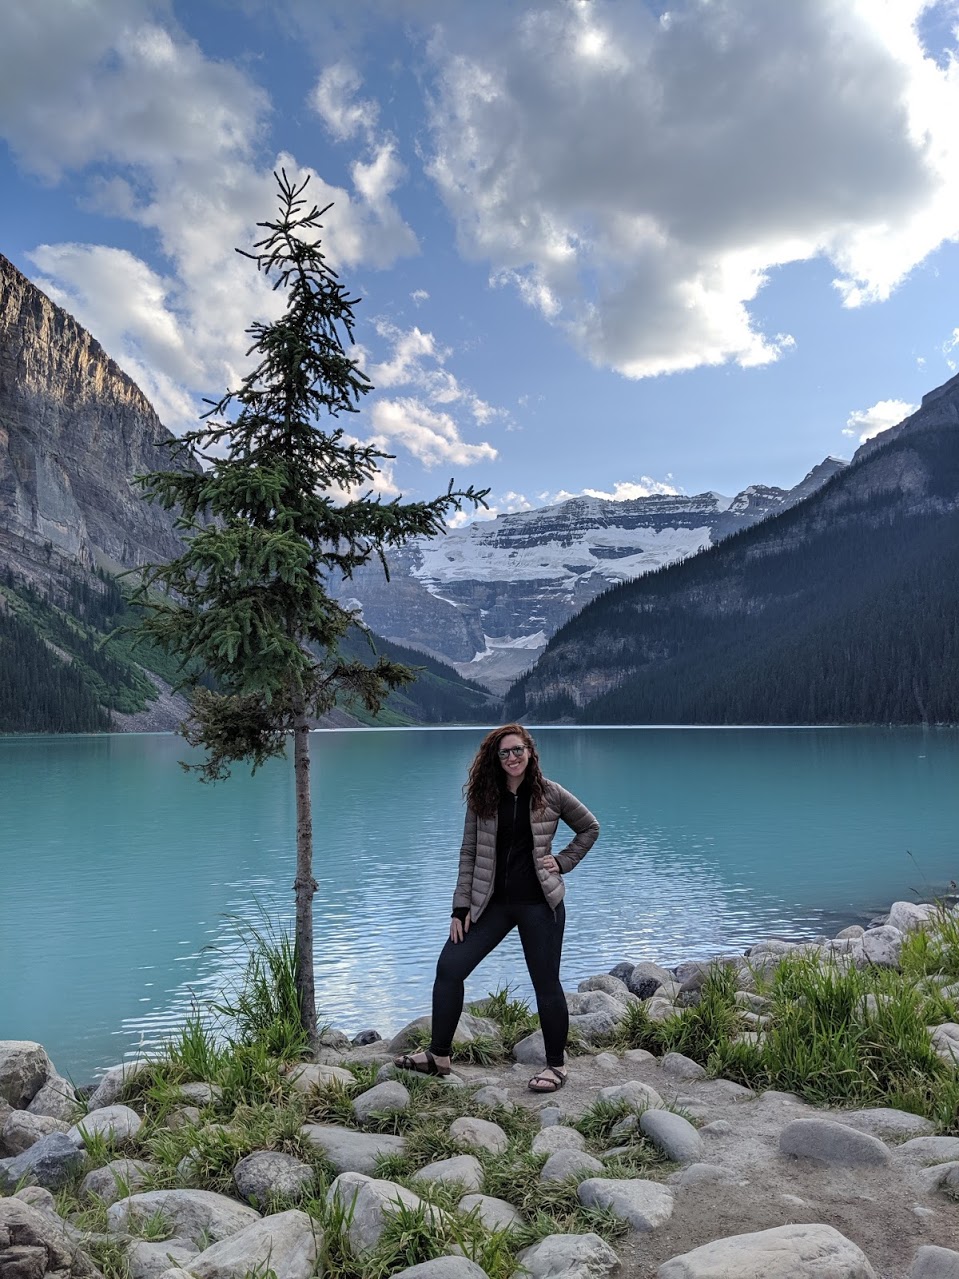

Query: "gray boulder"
<box><xmin>516</xmin><ymin>1232</ymin><xmax>620</xmax><ymax>1279</ymax></box>
<box><xmin>0</xmin><ymin>1197</ymin><xmax>97</xmax><ymax>1278</ymax></box>
<box><xmin>327</xmin><ymin>1171</ymin><xmax>443</xmax><ymax>1254</ymax></box>
<box><xmin>300</xmin><ymin>1122</ymin><xmax>406</xmax><ymax>1174</ymax></box>
<box><xmin>450</xmin><ymin>1115</ymin><xmax>508</xmax><ymax>1155</ymax></box>
<box><xmin>627</xmin><ymin>963</ymin><xmax>674</xmax><ymax>999</ymax></box>
<box><xmin>578</xmin><ymin>974</ymin><xmax>633</xmax><ymax>1000</ymax></box>
<box><xmin>471</xmin><ymin>1085</ymin><xmax>511</xmax><ymax>1109</ymax></box>
<box><xmin>578</xmin><ymin>1177</ymin><xmax>674</xmax><ymax>1231</ymax></box>
<box><xmin>13</xmin><ymin>1186</ymin><xmax>59</xmax><ymax>1214</ymax></box>
<box><xmin>2</xmin><ymin>1110</ymin><xmax>69</xmax><ymax>1154</ymax></box>
<box><xmin>829</xmin><ymin>1108</ymin><xmax>936</xmax><ymax>1140</ymax></box>
<box><xmin>598</xmin><ymin>1080</ymin><xmax>664</xmax><ymax>1111</ymax></box>
<box><xmin>413</xmin><ymin>1154</ymin><xmax>483</xmax><ymax>1191</ymax></box>
<box><xmin>107</xmin><ymin>1189</ymin><xmax>260</xmax><ymax>1246</ymax></box>
<box><xmin>895</xmin><ymin>1135</ymin><xmax>959</xmax><ymax>1164</ymax></box>
<box><xmin>656</xmin><ymin>1222</ymin><xmax>877</xmax><ymax>1278</ymax></box>
<box><xmin>69</xmin><ymin>1103</ymin><xmax>143</xmax><ymax>1146</ymax></box>
<box><xmin>646</xmin><ymin>997</ymin><xmax>678</xmax><ymax>1024</ymax></box>
<box><xmin>540</xmin><ymin>1148</ymin><xmax>604</xmax><ymax>1181</ymax></box>
<box><xmin>930</xmin><ymin>1024</ymin><xmax>959</xmax><ymax>1067</ymax></box>
<box><xmin>176</xmin><ymin>1082</ymin><xmax>221</xmax><ymax>1107</ymax></box>
<box><xmin>81</xmin><ymin>1158</ymin><xmax>155</xmax><ymax>1206</ymax></box>
<box><xmin>351</xmin><ymin>1028</ymin><xmax>383</xmax><ymax>1046</ymax></box>
<box><xmin>511</xmin><ymin>1030</ymin><xmax>547</xmax><ymax>1065</ymax></box>
<box><xmin>287</xmin><ymin>1062</ymin><xmax>354</xmax><ymax>1092</ymax></box>
<box><xmin>779</xmin><ymin>1118</ymin><xmax>890</xmax><ymax>1167</ymax></box>
<box><xmin>352</xmin><ymin>1080</ymin><xmax>411</xmax><ymax>1124</ymax></box>
<box><xmin>888</xmin><ymin>901</ymin><xmax>938</xmax><ymax>932</ymax></box>
<box><xmin>458</xmin><ymin>1193</ymin><xmax>522</xmax><ymax>1231</ymax></box>
<box><xmin>87</xmin><ymin>1061</ymin><xmax>148</xmax><ymax>1111</ymax></box>
<box><xmin>909</xmin><ymin>1245</ymin><xmax>959</xmax><ymax>1278</ymax></box>
<box><xmin>391</xmin><ymin>1261</ymin><xmax>489</xmax><ymax>1279</ymax></box>
<box><xmin>530</xmin><ymin>1125</ymin><xmax>585</xmax><ymax>1155</ymax></box>
<box><xmin>188</xmin><ymin>1208</ymin><xmax>321</xmax><ymax>1279</ymax></box>
<box><xmin>569</xmin><ymin>1009</ymin><xmax>624</xmax><ymax>1042</ymax></box>
<box><xmin>861</xmin><ymin>925</ymin><xmax>903</xmax><ymax>968</ymax></box>
<box><xmin>27</xmin><ymin>1075</ymin><xmax>79</xmax><ymax>1122</ymax></box>
<box><xmin>661</xmin><ymin>1053</ymin><xmax>707</xmax><ymax>1082</ymax></box>
<box><xmin>0</xmin><ymin>1131</ymin><xmax>88</xmax><ymax>1190</ymax></box>
<box><xmin>127</xmin><ymin>1238</ymin><xmax>200</xmax><ymax>1279</ymax></box>
<box><xmin>639</xmin><ymin>1110</ymin><xmax>703</xmax><ymax>1164</ymax></box>
<box><xmin>387</xmin><ymin>1012</ymin><xmax>500</xmax><ymax>1055</ymax></box>
<box><xmin>232</xmin><ymin>1151</ymin><xmax>315</xmax><ymax>1205</ymax></box>
<box><xmin>0</xmin><ymin>1042</ymin><xmax>52</xmax><ymax>1109</ymax></box>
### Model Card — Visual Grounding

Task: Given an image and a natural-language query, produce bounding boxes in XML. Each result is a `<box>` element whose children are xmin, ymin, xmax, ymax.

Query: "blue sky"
<box><xmin>3</xmin><ymin>0</ymin><xmax>959</xmax><ymax>520</ymax></box>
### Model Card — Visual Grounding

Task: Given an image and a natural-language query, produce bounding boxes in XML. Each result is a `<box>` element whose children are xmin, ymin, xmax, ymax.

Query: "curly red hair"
<box><xmin>464</xmin><ymin>723</ymin><xmax>546</xmax><ymax>819</ymax></box>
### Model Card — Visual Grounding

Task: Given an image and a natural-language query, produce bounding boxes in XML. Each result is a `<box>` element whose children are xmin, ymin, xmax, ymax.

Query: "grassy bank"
<box><xmin>19</xmin><ymin>911</ymin><xmax>959</xmax><ymax>1278</ymax></box>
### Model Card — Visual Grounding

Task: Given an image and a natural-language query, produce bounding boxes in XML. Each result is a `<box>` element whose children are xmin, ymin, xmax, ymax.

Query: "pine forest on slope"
<box><xmin>506</xmin><ymin>391</ymin><xmax>959</xmax><ymax>726</ymax></box>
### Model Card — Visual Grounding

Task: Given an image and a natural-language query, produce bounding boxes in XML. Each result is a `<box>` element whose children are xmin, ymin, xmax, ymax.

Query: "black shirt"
<box><xmin>492</xmin><ymin>776</ymin><xmax>541</xmax><ymax>903</ymax></box>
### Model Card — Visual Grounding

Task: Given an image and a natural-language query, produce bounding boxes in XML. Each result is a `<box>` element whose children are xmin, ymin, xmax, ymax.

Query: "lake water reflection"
<box><xmin>2</xmin><ymin>726</ymin><xmax>957</xmax><ymax>1078</ymax></box>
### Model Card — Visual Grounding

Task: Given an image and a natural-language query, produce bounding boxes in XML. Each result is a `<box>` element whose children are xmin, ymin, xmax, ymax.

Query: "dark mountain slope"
<box><xmin>506</xmin><ymin>410</ymin><xmax>959</xmax><ymax>725</ymax></box>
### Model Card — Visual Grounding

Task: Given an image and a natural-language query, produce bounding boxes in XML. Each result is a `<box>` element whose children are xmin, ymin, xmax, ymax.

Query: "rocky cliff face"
<box><xmin>337</xmin><ymin>458</ymin><xmax>847</xmax><ymax>693</ymax></box>
<box><xmin>0</xmin><ymin>253</ymin><xmax>191</xmax><ymax>591</ymax></box>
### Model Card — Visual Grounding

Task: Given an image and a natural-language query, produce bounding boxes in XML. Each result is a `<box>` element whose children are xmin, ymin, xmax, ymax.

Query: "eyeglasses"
<box><xmin>497</xmin><ymin>745</ymin><xmax>528</xmax><ymax>760</ymax></box>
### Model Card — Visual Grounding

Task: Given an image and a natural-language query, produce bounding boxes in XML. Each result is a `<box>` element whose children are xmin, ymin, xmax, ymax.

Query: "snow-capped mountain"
<box><xmin>338</xmin><ymin>458</ymin><xmax>847</xmax><ymax>692</ymax></box>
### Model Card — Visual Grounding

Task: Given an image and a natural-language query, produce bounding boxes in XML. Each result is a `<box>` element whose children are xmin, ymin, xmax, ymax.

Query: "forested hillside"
<box><xmin>507</xmin><ymin>419</ymin><xmax>959</xmax><ymax>725</ymax></box>
<box><xmin>0</xmin><ymin>569</ymin><xmax>499</xmax><ymax>734</ymax></box>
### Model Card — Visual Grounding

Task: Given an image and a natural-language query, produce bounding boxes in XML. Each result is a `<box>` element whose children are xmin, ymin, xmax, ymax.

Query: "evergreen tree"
<box><xmin>133</xmin><ymin>172</ymin><xmax>487</xmax><ymax>1048</ymax></box>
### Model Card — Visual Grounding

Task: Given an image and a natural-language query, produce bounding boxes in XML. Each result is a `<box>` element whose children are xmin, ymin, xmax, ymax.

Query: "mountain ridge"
<box><xmin>336</xmin><ymin>457</ymin><xmax>848</xmax><ymax>693</ymax></box>
<box><xmin>505</xmin><ymin>386</ymin><xmax>959</xmax><ymax>725</ymax></box>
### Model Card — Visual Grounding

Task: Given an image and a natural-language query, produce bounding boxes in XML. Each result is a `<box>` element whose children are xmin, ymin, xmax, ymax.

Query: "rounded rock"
<box><xmin>233</xmin><ymin>1151</ymin><xmax>315</xmax><ymax>1205</ymax></box>
<box><xmin>352</xmin><ymin>1080</ymin><xmax>410</xmax><ymax>1125</ymax></box>
<box><xmin>413</xmin><ymin>1154</ymin><xmax>483</xmax><ymax>1192</ymax></box>
<box><xmin>69</xmin><ymin>1104</ymin><xmax>143</xmax><ymax>1147</ymax></box>
<box><xmin>540</xmin><ymin>1148</ymin><xmax>604</xmax><ymax>1182</ymax></box>
<box><xmin>577</xmin><ymin>1177</ymin><xmax>675</xmax><ymax>1231</ymax></box>
<box><xmin>458</xmin><ymin>1193</ymin><xmax>522</xmax><ymax>1232</ymax></box>
<box><xmin>639</xmin><ymin>1110</ymin><xmax>703</xmax><ymax>1164</ymax></box>
<box><xmin>449</xmin><ymin>1115</ymin><xmax>508</xmax><ymax>1155</ymax></box>
<box><xmin>81</xmin><ymin>1158</ymin><xmax>154</xmax><ymax>1206</ymax></box>
<box><xmin>531</xmin><ymin>1125</ymin><xmax>585</xmax><ymax>1155</ymax></box>
<box><xmin>779</xmin><ymin>1118</ymin><xmax>891</xmax><ymax>1167</ymax></box>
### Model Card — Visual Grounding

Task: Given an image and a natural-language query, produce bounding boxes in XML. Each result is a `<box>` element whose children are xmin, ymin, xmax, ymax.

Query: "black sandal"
<box><xmin>393</xmin><ymin>1049</ymin><xmax>451</xmax><ymax>1078</ymax></box>
<box><xmin>528</xmin><ymin>1066</ymin><xmax>568</xmax><ymax>1093</ymax></box>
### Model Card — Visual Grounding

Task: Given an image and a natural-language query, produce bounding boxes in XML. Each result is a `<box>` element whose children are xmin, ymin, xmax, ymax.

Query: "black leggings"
<box><xmin>430</xmin><ymin>899</ymin><xmax>568</xmax><ymax>1067</ymax></box>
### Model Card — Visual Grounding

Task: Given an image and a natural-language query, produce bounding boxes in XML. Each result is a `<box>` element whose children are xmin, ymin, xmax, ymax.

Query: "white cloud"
<box><xmin>369</xmin><ymin>398</ymin><xmax>498</xmax><ymax>467</ymax></box>
<box><xmin>425</xmin><ymin>0</ymin><xmax>959</xmax><ymax>378</ymax></box>
<box><xmin>582</xmin><ymin>477</ymin><xmax>683</xmax><ymax>501</ymax></box>
<box><xmin>369</xmin><ymin>320</ymin><xmax>508</xmax><ymax>426</ymax></box>
<box><xmin>411</xmin><ymin>289</ymin><xmax>430</xmax><ymax>305</ymax></box>
<box><xmin>311</xmin><ymin>63</ymin><xmax>379</xmax><ymax>142</ymax></box>
<box><xmin>447</xmin><ymin>490</ymin><xmax>534</xmax><ymax>526</ymax></box>
<box><xmin>0</xmin><ymin>2</ymin><xmax>418</xmax><ymax>432</ymax></box>
<box><xmin>843</xmin><ymin>399</ymin><xmax>917</xmax><ymax>442</ymax></box>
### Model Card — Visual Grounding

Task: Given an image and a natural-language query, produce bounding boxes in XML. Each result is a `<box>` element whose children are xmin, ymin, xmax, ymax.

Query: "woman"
<box><xmin>394</xmin><ymin>723</ymin><xmax>599</xmax><ymax>1093</ymax></box>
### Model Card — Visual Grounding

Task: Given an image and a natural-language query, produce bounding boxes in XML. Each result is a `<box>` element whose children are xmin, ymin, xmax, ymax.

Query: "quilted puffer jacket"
<box><xmin>452</xmin><ymin>778</ymin><xmax>599</xmax><ymax>921</ymax></box>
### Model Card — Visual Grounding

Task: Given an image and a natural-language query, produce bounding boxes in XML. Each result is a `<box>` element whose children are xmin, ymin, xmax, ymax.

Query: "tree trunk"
<box><xmin>292</xmin><ymin>695</ymin><xmax>319</xmax><ymax>1053</ymax></box>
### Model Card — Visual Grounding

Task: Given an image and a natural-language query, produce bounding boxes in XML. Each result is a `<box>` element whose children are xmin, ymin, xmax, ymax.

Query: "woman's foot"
<box><xmin>528</xmin><ymin>1066</ymin><xmax>568</xmax><ymax>1093</ymax></box>
<box><xmin>392</xmin><ymin>1049</ymin><xmax>452</xmax><ymax>1077</ymax></box>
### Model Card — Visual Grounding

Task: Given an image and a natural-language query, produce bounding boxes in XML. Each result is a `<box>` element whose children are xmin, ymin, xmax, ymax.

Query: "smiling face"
<box><xmin>497</xmin><ymin>731</ymin><xmax>529</xmax><ymax>789</ymax></box>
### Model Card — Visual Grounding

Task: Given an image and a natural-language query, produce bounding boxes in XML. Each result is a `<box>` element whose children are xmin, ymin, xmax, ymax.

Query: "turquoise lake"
<box><xmin>2</xmin><ymin>726</ymin><xmax>958</xmax><ymax>1080</ymax></box>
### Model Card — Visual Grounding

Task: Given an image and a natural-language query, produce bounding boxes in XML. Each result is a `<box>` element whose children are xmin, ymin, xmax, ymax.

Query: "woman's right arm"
<box><xmin>450</xmin><ymin>808</ymin><xmax>477</xmax><ymax>941</ymax></box>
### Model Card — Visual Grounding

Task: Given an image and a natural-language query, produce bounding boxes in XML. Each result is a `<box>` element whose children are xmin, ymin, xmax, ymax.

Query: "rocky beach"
<box><xmin>4</xmin><ymin>901</ymin><xmax>959</xmax><ymax>1279</ymax></box>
